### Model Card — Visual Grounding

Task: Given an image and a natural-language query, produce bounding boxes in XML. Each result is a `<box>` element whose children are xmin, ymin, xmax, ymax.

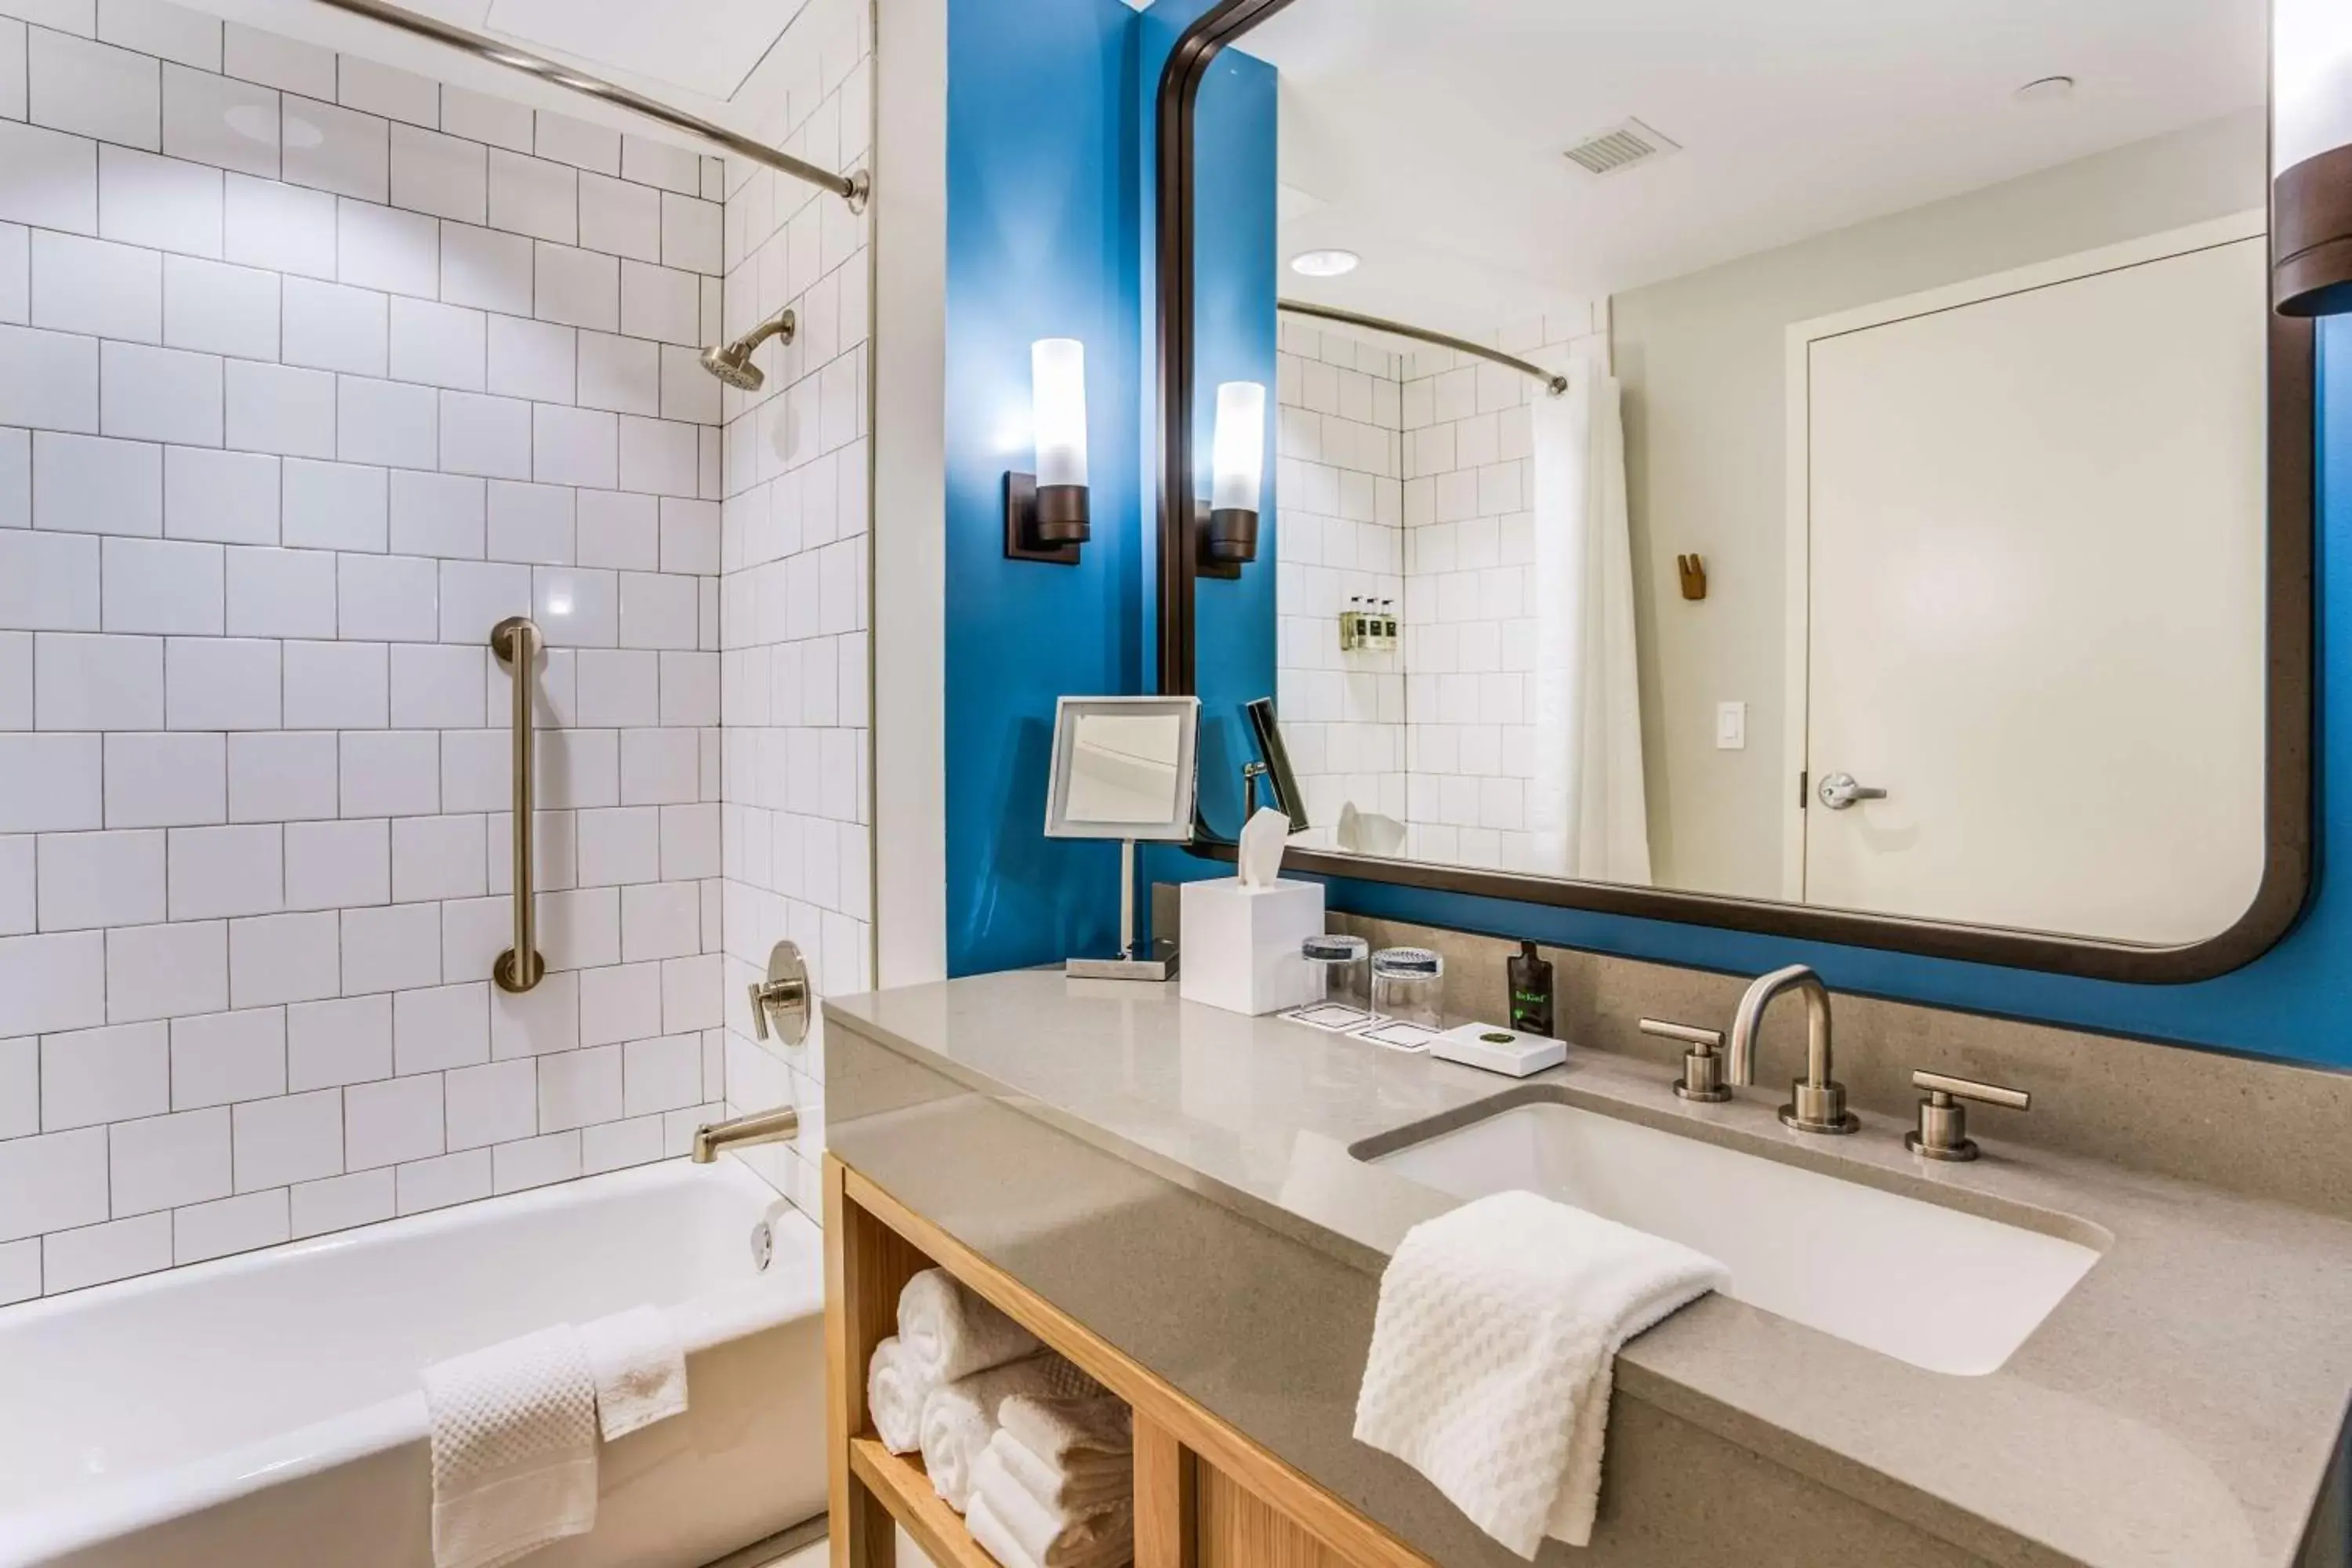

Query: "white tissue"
<box><xmin>1237</xmin><ymin>808</ymin><xmax>1290</xmax><ymax>887</ymax></box>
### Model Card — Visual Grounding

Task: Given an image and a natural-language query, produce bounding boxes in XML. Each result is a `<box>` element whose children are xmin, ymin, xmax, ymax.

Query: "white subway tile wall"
<box><xmin>1398</xmin><ymin>311</ymin><xmax>1605</xmax><ymax>867</ymax></box>
<box><xmin>0</xmin><ymin>1</ymin><xmax>805</xmax><ymax>1298</ymax></box>
<box><xmin>714</xmin><ymin>0</ymin><xmax>870</xmax><ymax>1221</ymax></box>
<box><xmin>1276</xmin><ymin>310</ymin><xmax>1607</xmax><ymax>869</ymax></box>
<box><xmin>1272</xmin><ymin>321</ymin><xmax>1406</xmax><ymax>845</ymax></box>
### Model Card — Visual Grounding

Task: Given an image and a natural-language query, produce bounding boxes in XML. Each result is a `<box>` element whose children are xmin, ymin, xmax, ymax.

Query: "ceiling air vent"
<box><xmin>1562</xmin><ymin>118</ymin><xmax>1682</xmax><ymax>176</ymax></box>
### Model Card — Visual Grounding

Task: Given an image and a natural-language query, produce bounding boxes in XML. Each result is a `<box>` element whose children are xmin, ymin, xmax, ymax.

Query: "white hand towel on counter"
<box><xmin>918</xmin><ymin>1353</ymin><xmax>1102</xmax><ymax>1513</ymax></box>
<box><xmin>971</xmin><ymin>1439</ymin><xmax>1134</xmax><ymax>1568</ymax></box>
<box><xmin>579</xmin><ymin>1305</ymin><xmax>687</xmax><ymax>1442</ymax></box>
<box><xmin>421</xmin><ymin>1324</ymin><xmax>601</xmax><ymax>1568</ymax></box>
<box><xmin>989</xmin><ymin>1427</ymin><xmax>1131</xmax><ymax>1515</ymax></box>
<box><xmin>867</xmin><ymin>1334</ymin><xmax>928</xmax><ymax>1454</ymax></box>
<box><xmin>996</xmin><ymin>1391</ymin><xmax>1131</xmax><ymax>1465</ymax></box>
<box><xmin>898</xmin><ymin>1267</ymin><xmax>1042</xmax><ymax>1384</ymax></box>
<box><xmin>1352</xmin><ymin>1189</ymin><xmax>1726</xmax><ymax>1558</ymax></box>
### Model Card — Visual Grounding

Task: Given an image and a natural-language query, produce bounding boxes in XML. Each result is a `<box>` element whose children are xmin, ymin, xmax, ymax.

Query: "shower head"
<box><xmin>699</xmin><ymin>308</ymin><xmax>796</xmax><ymax>392</ymax></box>
<box><xmin>699</xmin><ymin>342</ymin><xmax>765</xmax><ymax>390</ymax></box>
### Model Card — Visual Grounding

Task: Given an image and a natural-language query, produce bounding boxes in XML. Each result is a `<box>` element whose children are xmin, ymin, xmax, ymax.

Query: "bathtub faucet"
<box><xmin>691</xmin><ymin>1106</ymin><xmax>801</xmax><ymax>1163</ymax></box>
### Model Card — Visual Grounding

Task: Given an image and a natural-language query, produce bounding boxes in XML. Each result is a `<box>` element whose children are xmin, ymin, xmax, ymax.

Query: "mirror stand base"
<box><xmin>1067</xmin><ymin>945</ymin><xmax>1179</xmax><ymax>982</ymax></box>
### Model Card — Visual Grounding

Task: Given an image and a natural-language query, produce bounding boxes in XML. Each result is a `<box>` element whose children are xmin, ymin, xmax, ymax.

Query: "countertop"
<box><xmin>824</xmin><ymin>971</ymin><xmax>2352</xmax><ymax>1568</ymax></box>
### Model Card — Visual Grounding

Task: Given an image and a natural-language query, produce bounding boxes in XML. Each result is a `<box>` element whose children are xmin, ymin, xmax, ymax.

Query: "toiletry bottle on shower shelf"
<box><xmin>1509</xmin><ymin>939</ymin><xmax>1555</xmax><ymax>1037</ymax></box>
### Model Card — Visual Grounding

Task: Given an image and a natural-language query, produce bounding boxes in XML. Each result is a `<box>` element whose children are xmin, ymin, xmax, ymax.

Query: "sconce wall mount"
<box><xmin>1005</xmin><ymin>473</ymin><xmax>1090</xmax><ymax>564</ymax></box>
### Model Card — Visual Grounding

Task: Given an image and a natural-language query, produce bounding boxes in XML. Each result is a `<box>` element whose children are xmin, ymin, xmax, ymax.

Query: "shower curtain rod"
<box><xmin>307</xmin><ymin>0</ymin><xmax>867</xmax><ymax>210</ymax></box>
<box><xmin>1277</xmin><ymin>299</ymin><xmax>1568</xmax><ymax>394</ymax></box>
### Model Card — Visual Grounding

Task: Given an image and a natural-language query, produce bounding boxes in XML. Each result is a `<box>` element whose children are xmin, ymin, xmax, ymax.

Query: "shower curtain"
<box><xmin>1528</xmin><ymin>364</ymin><xmax>1653</xmax><ymax>884</ymax></box>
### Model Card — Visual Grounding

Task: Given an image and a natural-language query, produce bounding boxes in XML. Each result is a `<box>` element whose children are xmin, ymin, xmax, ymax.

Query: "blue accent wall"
<box><xmin>936</xmin><ymin>0</ymin><xmax>2351</xmax><ymax>1067</ymax></box>
<box><xmin>942</xmin><ymin>0</ymin><xmax>1145</xmax><ymax>975</ymax></box>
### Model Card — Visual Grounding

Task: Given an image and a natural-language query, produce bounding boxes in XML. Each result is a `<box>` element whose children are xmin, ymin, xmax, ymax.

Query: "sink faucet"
<box><xmin>691</xmin><ymin>1105</ymin><xmax>800</xmax><ymax>1163</ymax></box>
<box><xmin>1727</xmin><ymin>964</ymin><xmax>1858</xmax><ymax>1135</ymax></box>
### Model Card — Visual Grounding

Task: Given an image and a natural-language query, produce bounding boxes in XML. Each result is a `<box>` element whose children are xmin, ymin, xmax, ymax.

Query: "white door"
<box><xmin>1797</xmin><ymin>227</ymin><xmax>2267</xmax><ymax>944</ymax></box>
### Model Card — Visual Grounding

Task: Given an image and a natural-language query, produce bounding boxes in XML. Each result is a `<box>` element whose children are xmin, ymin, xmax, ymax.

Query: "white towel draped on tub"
<box><xmin>1352</xmin><ymin>1190</ymin><xmax>1726</xmax><ymax>1557</ymax></box>
<box><xmin>579</xmin><ymin>1305</ymin><xmax>688</xmax><ymax>1442</ymax></box>
<box><xmin>898</xmin><ymin>1266</ymin><xmax>1042</xmax><ymax>1384</ymax></box>
<box><xmin>422</xmin><ymin>1324</ymin><xmax>601</xmax><ymax>1568</ymax></box>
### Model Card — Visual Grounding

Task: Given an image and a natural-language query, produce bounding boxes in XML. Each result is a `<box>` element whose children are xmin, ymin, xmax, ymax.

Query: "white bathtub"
<box><xmin>0</xmin><ymin>1160</ymin><xmax>829</xmax><ymax>1568</ymax></box>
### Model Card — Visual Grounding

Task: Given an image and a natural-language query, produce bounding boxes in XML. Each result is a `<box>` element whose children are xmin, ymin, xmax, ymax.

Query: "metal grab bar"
<box><xmin>491</xmin><ymin>616</ymin><xmax>546</xmax><ymax>993</ymax></box>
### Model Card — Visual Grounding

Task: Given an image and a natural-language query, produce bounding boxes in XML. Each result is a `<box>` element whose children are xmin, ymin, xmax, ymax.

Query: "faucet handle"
<box><xmin>1906</xmin><ymin>1069</ymin><xmax>2030</xmax><ymax>1162</ymax></box>
<box><xmin>1642</xmin><ymin>1018</ymin><xmax>1731</xmax><ymax>1104</ymax></box>
<box><xmin>746</xmin><ymin>940</ymin><xmax>811</xmax><ymax>1046</ymax></box>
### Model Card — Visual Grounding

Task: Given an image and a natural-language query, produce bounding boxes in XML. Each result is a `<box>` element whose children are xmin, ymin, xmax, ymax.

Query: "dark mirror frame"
<box><xmin>1154</xmin><ymin>0</ymin><xmax>2314</xmax><ymax>983</ymax></box>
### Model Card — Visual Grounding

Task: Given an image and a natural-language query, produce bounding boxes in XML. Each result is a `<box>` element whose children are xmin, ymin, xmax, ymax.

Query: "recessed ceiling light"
<box><xmin>1290</xmin><ymin>249</ymin><xmax>1360</xmax><ymax>278</ymax></box>
<box><xmin>2013</xmin><ymin>75</ymin><xmax>2077</xmax><ymax>105</ymax></box>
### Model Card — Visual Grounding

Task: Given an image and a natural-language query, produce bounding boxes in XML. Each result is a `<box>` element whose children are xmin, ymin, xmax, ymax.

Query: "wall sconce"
<box><xmin>1005</xmin><ymin>338</ymin><xmax>1091</xmax><ymax>564</ymax></box>
<box><xmin>2275</xmin><ymin>0</ymin><xmax>2352</xmax><ymax>315</ymax></box>
<box><xmin>1196</xmin><ymin>380</ymin><xmax>1266</xmax><ymax>580</ymax></box>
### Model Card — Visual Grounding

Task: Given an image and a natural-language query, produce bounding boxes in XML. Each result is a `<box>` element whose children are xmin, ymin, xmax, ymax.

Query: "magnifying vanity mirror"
<box><xmin>1156</xmin><ymin>0</ymin><xmax>2313</xmax><ymax>981</ymax></box>
<box><xmin>1047</xmin><ymin>695</ymin><xmax>1202</xmax><ymax>980</ymax></box>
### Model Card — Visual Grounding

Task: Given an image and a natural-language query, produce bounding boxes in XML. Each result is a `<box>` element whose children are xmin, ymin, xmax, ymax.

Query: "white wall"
<box><xmin>1612</xmin><ymin>108</ymin><xmax>2269</xmax><ymax>898</ymax></box>
<box><xmin>712</xmin><ymin>0</ymin><xmax>873</xmax><ymax>1221</ymax></box>
<box><xmin>0</xmin><ymin>0</ymin><xmax>739</xmax><ymax>1298</ymax></box>
<box><xmin>871</xmin><ymin>0</ymin><xmax>946</xmax><ymax>991</ymax></box>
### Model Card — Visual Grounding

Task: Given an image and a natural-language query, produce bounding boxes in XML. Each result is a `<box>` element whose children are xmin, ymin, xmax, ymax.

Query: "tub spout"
<box><xmin>691</xmin><ymin>1106</ymin><xmax>800</xmax><ymax>1163</ymax></box>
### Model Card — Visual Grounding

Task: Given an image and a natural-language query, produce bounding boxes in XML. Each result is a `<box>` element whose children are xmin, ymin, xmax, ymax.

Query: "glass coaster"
<box><xmin>1279</xmin><ymin>1002</ymin><xmax>1379</xmax><ymax>1033</ymax></box>
<box><xmin>1352</xmin><ymin>1018</ymin><xmax>1437</xmax><ymax>1052</ymax></box>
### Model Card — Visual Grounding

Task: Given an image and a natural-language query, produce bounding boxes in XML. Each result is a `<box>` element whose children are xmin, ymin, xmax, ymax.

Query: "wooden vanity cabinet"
<box><xmin>823</xmin><ymin>1156</ymin><xmax>1431</xmax><ymax>1568</ymax></box>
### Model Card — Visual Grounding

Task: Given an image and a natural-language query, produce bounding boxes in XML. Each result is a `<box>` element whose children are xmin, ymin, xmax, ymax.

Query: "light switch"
<box><xmin>1715</xmin><ymin>701</ymin><xmax>1746</xmax><ymax>750</ymax></box>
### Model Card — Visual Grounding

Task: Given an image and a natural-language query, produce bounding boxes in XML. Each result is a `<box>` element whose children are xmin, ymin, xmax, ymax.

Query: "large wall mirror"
<box><xmin>1156</xmin><ymin>0</ymin><xmax>2314</xmax><ymax>981</ymax></box>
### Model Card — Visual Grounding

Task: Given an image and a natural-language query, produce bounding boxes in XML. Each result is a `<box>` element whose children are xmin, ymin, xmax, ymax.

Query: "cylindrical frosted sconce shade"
<box><xmin>1210</xmin><ymin>381</ymin><xmax>1267</xmax><ymax>514</ymax></box>
<box><xmin>1031</xmin><ymin>339</ymin><xmax>1089</xmax><ymax>488</ymax></box>
<box><xmin>2274</xmin><ymin>0</ymin><xmax>2352</xmax><ymax>315</ymax></box>
<box><xmin>1200</xmin><ymin>380</ymin><xmax>1268</xmax><ymax>572</ymax></box>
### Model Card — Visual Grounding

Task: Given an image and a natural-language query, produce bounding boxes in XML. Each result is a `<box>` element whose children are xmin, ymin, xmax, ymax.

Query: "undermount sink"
<box><xmin>1364</xmin><ymin>1099</ymin><xmax>2101</xmax><ymax>1376</ymax></box>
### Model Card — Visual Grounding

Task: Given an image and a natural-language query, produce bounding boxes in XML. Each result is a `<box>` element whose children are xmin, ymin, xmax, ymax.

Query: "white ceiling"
<box><xmin>1243</xmin><ymin>0</ymin><xmax>2268</xmax><ymax>336</ymax></box>
<box><xmin>478</xmin><ymin>0</ymin><xmax>805</xmax><ymax>102</ymax></box>
<box><xmin>167</xmin><ymin>0</ymin><xmax>799</xmax><ymax>143</ymax></box>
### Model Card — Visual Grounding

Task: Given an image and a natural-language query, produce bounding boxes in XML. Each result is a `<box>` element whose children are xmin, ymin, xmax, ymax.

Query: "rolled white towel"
<box><xmin>988</xmin><ymin>1428</ymin><xmax>1131</xmax><ymax>1516</ymax></box>
<box><xmin>996</xmin><ymin>1392</ymin><xmax>1132</xmax><ymax>1466</ymax></box>
<box><xmin>898</xmin><ymin>1268</ymin><xmax>1041</xmax><ymax>1385</ymax></box>
<box><xmin>971</xmin><ymin>1438</ymin><xmax>1133</xmax><ymax>1568</ymax></box>
<box><xmin>965</xmin><ymin>1491</ymin><xmax>1042</xmax><ymax>1568</ymax></box>
<box><xmin>867</xmin><ymin>1335</ymin><xmax>927</xmax><ymax>1454</ymax></box>
<box><xmin>917</xmin><ymin>1353</ymin><xmax>1101</xmax><ymax>1513</ymax></box>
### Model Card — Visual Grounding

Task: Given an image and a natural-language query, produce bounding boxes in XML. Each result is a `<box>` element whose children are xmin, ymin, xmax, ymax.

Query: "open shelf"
<box><xmin>847</xmin><ymin>1433</ymin><xmax>1003</xmax><ymax>1568</ymax></box>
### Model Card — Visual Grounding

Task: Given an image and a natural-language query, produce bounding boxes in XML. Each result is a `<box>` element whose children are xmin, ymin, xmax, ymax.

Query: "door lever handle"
<box><xmin>1817</xmin><ymin>772</ymin><xmax>1888</xmax><ymax>811</ymax></box>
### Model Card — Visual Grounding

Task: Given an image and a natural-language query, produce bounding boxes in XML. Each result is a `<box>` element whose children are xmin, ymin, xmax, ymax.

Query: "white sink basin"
<box><xmin>1368</xmin><ymin>1101</ymin><xmax>2100</xmax><ymax>1376</ymax></box>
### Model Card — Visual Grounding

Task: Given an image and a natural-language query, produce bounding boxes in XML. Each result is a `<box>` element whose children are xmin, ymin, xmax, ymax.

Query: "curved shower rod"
<box><xmin>308</xmin><ymin>0</ymin><xmax>868</xmax><ymax>211</ymax></box>
<box><xmin>1278</xmin><ymin>299</ymin><xmax>1567</xmax><ymax>395</ymax></box>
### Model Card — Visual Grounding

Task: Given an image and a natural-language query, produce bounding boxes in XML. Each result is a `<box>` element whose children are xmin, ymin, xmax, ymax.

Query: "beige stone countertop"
<box><xmin>824</xmin><ymin>970</ymin><xmax>2352</xmax><ymax>1568</ymax></box>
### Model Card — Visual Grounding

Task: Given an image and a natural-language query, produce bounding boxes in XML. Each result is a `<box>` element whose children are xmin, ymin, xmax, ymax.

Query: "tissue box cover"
<box><xmin>1180</xmin><ymin>877</ymin><xmax>1324</xmax><ymax>1016</ymax></box>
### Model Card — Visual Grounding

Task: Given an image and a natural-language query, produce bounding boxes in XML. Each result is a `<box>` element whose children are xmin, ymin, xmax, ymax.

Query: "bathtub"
<box><xmin>0</xmin><ymin>1160</ymin><xmax>828</xmax><ymax>1568</ymax></box>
